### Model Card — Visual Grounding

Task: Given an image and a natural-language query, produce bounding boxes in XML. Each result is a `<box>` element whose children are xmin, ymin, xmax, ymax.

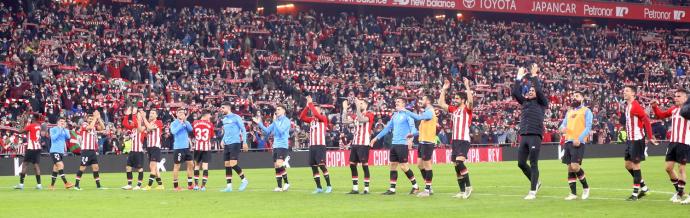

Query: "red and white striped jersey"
<box><xmin>653</xmin><ymin>105</ymin><xmax>690</xmax><ymax>145</ymax></box>
<box><xmin>309</xmin><ymin>120</ymin><xmax>327</xmax><ymax>146</ymax></box>
<box><xmin>193</xmin><ymin>120</ymin><xmax>215</xmax><ymax>151</ymax></box>
<box><xmin>352</xmin><ymin>112</ymin><xmax>375</xmax><ymax>146</ymax></box>
<box><xmin>122</xmin><ymin>115</ymin><xmax>144</xmax><ymax>152</ymax></box>
<box><xmin>146</xmin><ymin>120</ymin><xmax>163</xmax><ymax>148</ymax></box>
<box><xmin>80</xmin><ymin>123</ymin><xmax>98</xmax><ymax>151</ymax></box>
<box><xmin>449</xmin><ymin>105</ymin><xmax>472</xmax><ymax>142</ymax></box>
<box><xmin>24</xmin><ymin>123</ymin><xmax>42</xmax><ymax>150</ymax></box>
<box><xmin>625</xmin><ymin>100</ymin><xmax>653</xmax><ymax>141</ymax></box>
<box><xmin>299</xmin><ymin>103</ymin><xmax>329</xmax><ymax>146</ymax></box>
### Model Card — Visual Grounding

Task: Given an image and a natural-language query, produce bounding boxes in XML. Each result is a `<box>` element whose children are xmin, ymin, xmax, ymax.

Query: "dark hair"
<box><xmin>456</xmin><ymin>92</ymin><xmax>468</xmax><ymax>102</ymax></box>
<box><xmin>276</xmin><ymin>104</ymin><xmax>286</xmax><ymax>110</ymax></box>
<box><xmin>424</xmin><ymin>94</ymin><xmax>434</xmax><ymax>104</ymax></box>
<box><xmin>624</xmin><ymin>85</ymin><xmax>637</xmax><ymax>93</ymax></box>
<box><xmin>677</xmin><ymin>88</ymin><xmax>689</xmax><ymax>95</ymax></box>
<box><xmin>221</xmin><ymin>101</ymin><xmax>232</xmax><ymax>107</ymax></box>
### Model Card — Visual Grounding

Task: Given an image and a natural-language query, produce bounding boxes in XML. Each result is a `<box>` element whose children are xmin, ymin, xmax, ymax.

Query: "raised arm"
<box><xmin>405</xmin><ymin>108</ymin><xmax>433</xmax><ymax>121</ymax></box>
<box><xmin>438</xmin><ymin>80</ymin><xmax>450</xmax><ymax>111</ymax></box>
<box><xmin>511</xmin><ymin>67</ymin><xmax>527</xmax><ymax>104</ymax></box>
<box><xmin>170</xmin><ymin>121</ymin><xmax>184</xmax><ymax>135</ymax></box>
<box><xmin>299</xmin><ymin>105</ymin><xmax>314</xmax><ymax>123</ymax></box>
<box><xmin>651</xmin><ymin>103</ymin><xmax>674</xmax><ymax>119</ymax></box>
<box><xmin>309</xmin><ymin>104</ymin><xmax>329</xmax><ymax>124</ymax></box>
<box><xmin>50</xmin><ymin>128</ymin><xmax>61</xmax><ymax>141</ymax></box>
<box><xmin>464</xmin><ymin>77</ymin><xmax>474</xmax><ymax>109</ymax></box>
<box><xmin>122</xmin><ymin>115</ymin><xmax>137</xmax><ymax>130</ymax></box>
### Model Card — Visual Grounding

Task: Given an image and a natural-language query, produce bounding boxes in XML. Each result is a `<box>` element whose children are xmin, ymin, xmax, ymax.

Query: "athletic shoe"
<box><xmin>524</xmin><ymin>191</ymin><xmax>537</xmax><ymax>200</ymax></box>
<box><xmin>273</xmin><ymin>187</ymin><xmax>283</xmax><ymax>192</ymax></box>
<box><xmin>362</xmin><ymin>190</ymin><xmax>370</xmax><ymax>195</ymax></box>
<box><xmin>132</xmin><ymin>186</ymin><xmax>141</xmax><ymax>191</ymax></box>
<box><xmin>239</xmin><ymin>179</ymin><xmax>249</xmax><ymax>192</ymax></box>
<box><xmin>73</xmin><ymin>186</ymin><xmax>82</xmax><ymax>191</ymax></box>
<box><xmin>347</xmin><ymin>190</ymin><xmax>359</xmax><ymax>194</ymax></box>
<box><xmin>141</xmin><ymin>186</ymin><xmax>151</xmax><ymax>191</ymax></box>
<box><xmin>564</xmin><ymin>194</ymin><xmax>578</xmax><ymax>201</ymax></box>
<box><xmin>453</xmin><ymin>192</ymin><xmax>465</xmax><ymax>198</ymax></box>
<box><xmin>325</xmin><ymin>186</ymin><xmax>332</xmax><ymax>194</ymax></box>
<box><xmin>48</xmin><ymin>185</ymin><xmax>55</xmax><ymax>191</ymax></box>
<box><xmin>670</xmin><ymin>194</ymin><xmax>681</xmax><ymax>203</ymax></box>
<box><xmin>382</xmin><ymin>190</ymin><xmax>396</xmax><ymax>195</ymax></box>
<box><xmin>187</xmin><ymin>185</ymin><xmax>194</xmax><ymax>191</ymax></box>
<box><xmin>283</xmin><ymin>183</ymin><xmax>290</xmax><ymax>191</ymax></box>
<box><xmin>121</xmin><ymin>185</ymin><xmax>133</xmax><ymax>190</ymax></box>
<box><xmin>13</xmin><ymin>184</ymin><xmax>24</xmax><ymax>190</ymax></box>
<box><xmin>155</xmin><ymin>185</ymin><xmax>165</xmax><ymax>190</ymax></box>
<box><xmin>626</xmin><ymin>195</ymin><xmax>638</xmax><ymax>201</ymax></box>
<box><xmin>193</xmin><ymin>186</ymin><xmax>199</xmax><ymax>191</ymax></box>
<box><xmin>97</xmin><ymin>187</ymin><xmax>106</xmax><ymax>190</ymax></box>
<box><xmin>582</xmin><ymin>188</ymin><xmax>590</xmax><ymax>200</ymax></box>
<box><xmin>312</xmin><ymin>188</ymin><xmax>323</xmax><ymax>194</ymax></box>
<box><xmin>409</xmin><ymin>187</ymin><xmax>420</xmax><ymax>195</ymax></box>
<box><xmin>64</xmin><ymin>182</ymin><xmax>74</xmax><ymax>189</ymax></box>
<box><xmin>173</xmin><ymin>187</ymin><xmax>183</xmax><ymax>192</ymax></box>
<box><xmin>200</xmin><ymin>186</ymin><xmax>206</xmax><ymax>192</ymax></box>
<box><xmin>681</xmin><ymin>197</ymin><xmax>690</xmax><ymax>205</ymax></box>
<box><xmin>463</xmin><ymin>187</ymin><xmax>473</xmax><ymax>199</ymax></box>
<box><xmin>220</xmin><ymin>187</ymin><xmax>233</xmax><ymax>192</ymax></box>
<box><xmin>638</xmin><ymin>186</ymin><xmax>649</xmax><ymax>199</ymax></box>
<box><xmin>35</xmin><ymin>184</ymin><xmax>42</xmax><ymax>190</ymax></box>
<box><xmin>416</xmin><ymin>190</ymin><xmax>430</xmax><ymax>198</ymax></box>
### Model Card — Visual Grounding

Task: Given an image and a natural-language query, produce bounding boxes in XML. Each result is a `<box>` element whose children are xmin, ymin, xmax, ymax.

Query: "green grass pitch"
<box><xmin>1</xmin><ymin>156</ymin><xmax>689</xmax><ymax>217</ymax></box>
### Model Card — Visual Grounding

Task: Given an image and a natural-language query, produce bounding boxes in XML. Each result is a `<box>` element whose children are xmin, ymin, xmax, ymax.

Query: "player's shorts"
<box><xmin>127</xmin><ymin>151</ymin><xmax>145</xmax><ymax>168</ymax></box>
<box><xmin>147</xmin><ymin>147</ymin><xmax>162</xmax><ymax>162</ymax></box>
<box><xmin>389</xmin><ymin>145</ymin><xmax>409</xmax><ymax>163</ymax></box>
<box><xmin>173</xmin><ymin>149</ymin><xmax>193</xmax><ymax>164</ymax></box>
<box><xmin>194</xmin><ymin>150</ymin><xmax>212</xmax><ymax>163</ymax></box>
<box><xmin>50</xmin><ymin>153</ymin><xmax>63</xmax><ymax>164</ymax></box>
<box><xmin>23</xmin><ymin>149</ymin><xmax>41</xmax><ymax>164</ymax></box>
<box><xmin>273</xmin><ymin>148</ymin><xmax>289</xmax><ymax>162</ymax></box>
<box><xmin>451</xmin><ymin>140</ymin><xmax>471</xmax><ymax>161</ymax></box>
<box><xmin>625</xmin><ymin>139</ymin><xmax>647</xmax><ymax>163</ymax></box>
<box><xmin>309</xmin><ymin>145</ymin><xmax>327</xmax><ymax>166</ymax></box>
<box><xmin>561</xmin><ymin>142</ymin><xmax>585</xmax><ymax>165</ymax></box>
<box><xmin>666</xmin><ymin>142</ymin><xmax>689</xmax><ymax>164</ymax></box>
<box><xmin>80</xmin><ymin>150</ymin><xmax>99</xmax><ymax>166</ymax></box>
<box><xmin>349</xmin><ymin>145</ymin><xmax>370</xmax><ymax>163</ymax></box>
<box><xmin>224</xmin><ymin>143</ymin><xmax>241</xmax><ymax>161</ymax></box>
<box><xmin>418</xmin><ymin>142</ymin><xmax>435</xmax><ymax>161</ymax></box>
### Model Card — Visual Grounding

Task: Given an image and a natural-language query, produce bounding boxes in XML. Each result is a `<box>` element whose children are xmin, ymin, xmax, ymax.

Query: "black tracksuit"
<box><xmin>512</xmin><ymin>75</ymin><xmax>549</xmax><ymax>191</ymax></box>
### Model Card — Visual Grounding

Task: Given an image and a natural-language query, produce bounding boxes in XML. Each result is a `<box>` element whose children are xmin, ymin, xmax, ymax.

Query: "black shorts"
<box><xmin>147</xmin><ymin>147</ymin><xmax>162</xmax><ymax>162</ymax></box>
<box><xmin>80</xmin><ymin>150</ymin><xmax>99</xmax><ymax>166</ymax></box>
<box><xmin>309</xmin><ymin>145</ymin><xmax>327</xmax><ymax>166</ymax></box>
<box><xmin>194</xmin><ymin>151</ymin><xmax>212</xmax><ymax>163</ymax></box>
<box><xmin>451</xmin><ymin>140</ymin><xmax>471</xmax><ymax>160</ymax></box>
<box><xmin>23</xmin><ymin>150</ymin><xmax>41</xmax><ymax>164</ymax></box>
<box><xmin>127</xmin><ymin>152</ymin><xmax>145</xmax><ymax>168</ymax></box>
<box><xmin>561</xmin><ymin>142</ymin><xmax>585</xmax><ymax>165</ymax></box>
<box><xmin>418</xmin><ymin>143</ymin><xmax>435</xmax><ymax>161</ymax></box>
<box><xmin>625</xmin><ymin>140</ymin><xmax>647</xmax><ymax>163</ymax></box>
<box><xmin>389</xmin><ymin>145</ymin><xmax>409</xmax><ymax>163</ymax></box>
<box><xmin>50</xmin><ymin>153</ymin><xmax>63</xmax><ymax>164</ymax></box>
<box><xmin>666</xmin><ymin>142</ymin><xmax>689</xmax><ymax>164</ymax></box>
<box><xmin>224</xmin><ymin>143</ymin><xmax>241</xmax><ymax>161</ymax></box>
<box><xmin>349</xmin><ymin>145</ymin><xmax>370</xmax><ymax>163</ymax></box>
<box><xmin>273</xmin><ymin>148</ymin><xmax>289</xmax><ymax>162</ymax></box>
<box><xmin>173</xmin><ymin>149</ymin><xmax>193</xmax><ymax>164</ymax></box>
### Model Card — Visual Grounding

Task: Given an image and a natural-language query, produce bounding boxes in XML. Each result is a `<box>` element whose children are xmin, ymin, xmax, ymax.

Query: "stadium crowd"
<box><xmin>0</xmin><ymin>1</ymin><xmax>689</xmax><ymax>157</ymax></box>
